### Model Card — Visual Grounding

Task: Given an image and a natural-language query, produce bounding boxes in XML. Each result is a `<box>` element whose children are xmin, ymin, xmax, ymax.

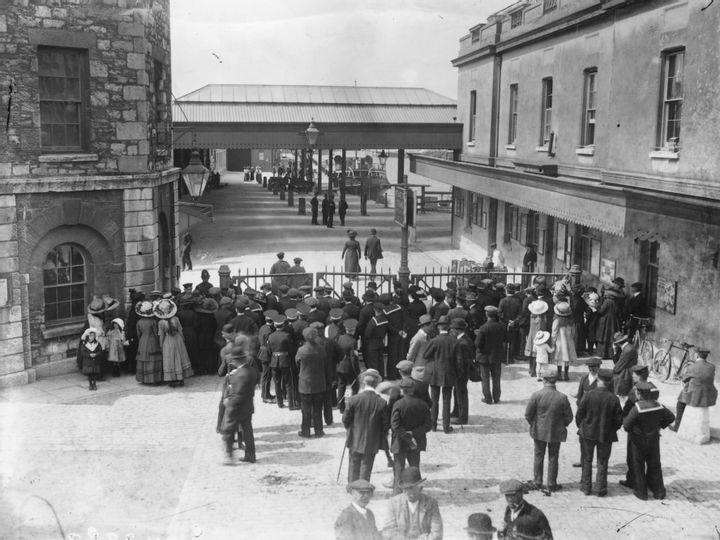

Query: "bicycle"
<box><xmin>630</xmin><ymin>316</ymin><xmax>654</xmax><ymax>367</ymax></box>
<box><xmin>651</xmin><ymin>339</ymin><xmax>698</xmax><ymax>383</ymax></box>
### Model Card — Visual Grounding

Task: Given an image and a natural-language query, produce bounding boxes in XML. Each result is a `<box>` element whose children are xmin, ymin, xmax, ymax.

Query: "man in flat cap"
<box><xmin>334</xmin><ymin>479</ymin><xmax>382</xmax><ymax>540</ymax></box>
<box><xmin>524</xmin><ymin>372</ymin><xmax>573</xmax><ymax>492</ymax></box>
<box><xmin>499</xmin><ymin>479</ymin><xmax>552</xmax><ymax>539</ymax></box>
<box><xmin>423</xmin><ymin>315</ymin><xmax>457</xmax><ymax>434</ymax></box>
<box><xmin>475</xmin><ymin>305</ymin><xmax>507</xmax><ymax>405</ymax></box>
<box><xmin>296</xmin><ymin>327</ymin><xmax>326</xmax><ymax>438</ymax></box>
<box><xmin>269</xmin><ymin>251</ymin><xmax>291</xmax><ymax>293</ymax></box>
<box><xmin>343</xmin><ymin>369</ymin><xmax>390</xmax><ymax>483</ymax></box>
<box><xmin>575</xmin><ymin>369</ymin><xmax>622</xmax><ymax>496</ymax></box>
<box><xmin>622</xmin><ymin>381</ymin><xmax>675</xmax><ymax>500</ymax></box>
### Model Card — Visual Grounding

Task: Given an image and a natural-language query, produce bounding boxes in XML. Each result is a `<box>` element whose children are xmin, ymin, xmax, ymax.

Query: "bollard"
<box><xmin>257</xmin><ymin>174</ymin><xmax>263</xmax><ymax>185</ymax></box>
<box><xmin>280</xmin><ymin>189</ymin><xmax>286</xmax><ymax>201</ymax></box>
<box><xmin>298</xmin><ymin>197</ymin><xmax>306</xmax><ymax>215</ymax></box>
<box><xmin>288</xmin><ymin>190</ymin><xmax>294</xmax><ymax>206</ymax></box>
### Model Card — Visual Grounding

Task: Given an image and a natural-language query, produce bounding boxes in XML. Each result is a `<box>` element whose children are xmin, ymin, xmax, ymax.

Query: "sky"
<box><xmin>170</xmin><ymin>0</ymin><xmax>513</xmax><ymax>100</ymax></box>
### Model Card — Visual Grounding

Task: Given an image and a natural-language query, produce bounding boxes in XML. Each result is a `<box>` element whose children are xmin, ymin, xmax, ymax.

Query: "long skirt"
<box><xmin>677</xmin><ymin>405</ymin><xmax>711</xmax><ymax>444</ymax></box>
<box><xmin>136</xmin><ymin>356</ymin><xmax>163</xmax><ymax>384</ymax></box>
<box><xmin>162</xmin><ymin>334</ymin><xmax>194</xmax><ymax>382</ymax></box>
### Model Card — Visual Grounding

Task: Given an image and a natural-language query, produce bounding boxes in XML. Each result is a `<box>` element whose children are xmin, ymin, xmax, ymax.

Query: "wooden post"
<box><xmin>317</xmin><ymin>148</ymin><xmax>322</xmax><ymax>193</ymax></box>
<box><xmin>340</xmin><ymin>149</ymin><xmax>346</xmax><ymax>198</ymax></box>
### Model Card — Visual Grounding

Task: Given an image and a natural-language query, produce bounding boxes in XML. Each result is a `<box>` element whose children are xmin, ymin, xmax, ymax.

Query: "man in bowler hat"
<box><xmin>382</xmin><ymin>467</ymin><xmax>443</xmax><ymax>540</ymax></box>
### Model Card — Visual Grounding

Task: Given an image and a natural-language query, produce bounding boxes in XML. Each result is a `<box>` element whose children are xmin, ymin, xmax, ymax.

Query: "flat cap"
<box><xmin>296</xmin><ymin>302</ymin><xmax>311</xmax><ymax>315</ymax></box>
<box><xmin>329</xmin><ymin>308</ymin><xmax>343</xmax><ymax>320</ymax></box>
<box><xmin>305</xmin><ymin>297</ymin><xmax>319</xmax><ymax>308</ymax></box>
<box><xmin>279</xmin><ymin>284</ymin><xmax>290</xmax><ymax>294</ymax></box>
<box><xmin>288</xmin><ymin>288</ymin><xmax>301</xmax><ymax>299</ymax></box>
<box><xmin>484</xmin><ymin>305</ymin><xmax>499</xmax><ymax>313</ymax></box>
<box><xmin>399</xmin><ymin>378</ymin><xmax>415</xmax><ymax>390</ymax></box>
<box><xmin>309</xmin><ymin>321</ymin><xmax>325</xmax><ymax>329</ymax></box>
<box><xmin>632</xmin><ymin>364</ymin><xmax>649</xmax><ymax>373</ymax></box>
<box><xmin>343</xmin><ymin>318</ymin><xmax>358</xmax><ymax>331</ymax></box>
<box><xmin>499</xmin><ymin>479</ymin><xmax>524</xmax><ymax>494</ymax></box>
<box><xmin>542</xmin><ymin>371</ymin><xmax>558</xmax><ymax>382</ymax></box>
<box><xmin>396</xmin><ymin>360</ymin><xmax>414</xmax><ymax>373</ymax></box>
<box><xmin>597</xmin><ymin>369</ymin><xmax>614</xmax><ymax>382</ymax></box>
<box><xmin>585</xmin><ymin>357</ymin><xmax>602</xmax><ymax>366</ymax></box>
<box><xmin>284</xmin><ymin>308</ymin><xmax>298</xmax><ymax>320</ymax></box>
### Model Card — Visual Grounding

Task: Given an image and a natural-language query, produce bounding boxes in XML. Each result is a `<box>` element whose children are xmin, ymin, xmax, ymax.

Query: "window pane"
<box><xmin>72</xmin><ymin>265</ymin><xmax>85</xmax><ymax>282</ymax></box>
<box><xmin>71</xmin><ymin>283</ymin><xmax>85</xmax><ymax>298</ymax></box>
<box><xmin>43</xmin><ymin>269</ymin><xmax>57</xmax><ymax>286</ymax></box>
<box><xmin>41</xmin><ymin>125</ymin><xmax>53</xmax><ymax>147</ymax></box>
<box><xmin>71</xmin><ymin>298</ymin><xmax>85</xmax><ymax>318</ymax></box>
<box><xmin>71</xmin><ymin>246</ymin><xmax>84</xmax><ymax>266</ymax></box>
<box><xmin>556</xmin><ymin>223</ymin><xmax>566</xmax><ymax>260</ymax></box>
<box><xmin>56</xmin><ymin>302</ymin><xmax>71</xmax><ymax>320</ymax></box>
<box><xmin>591</xmin><ymin>239</ymin><xmax>601</xmax><ymax>275</ymax></box>
<box><xmin>45</xmin><ymin>304</ymin><xmax>58</xmax><ymax>321</ymax></box>
<box><xmin>57</xmin><ymin>286</ymin><xmax>71</xmax><ymax>302</ymax></box>
<box><xmin>44</xmin><ymin>287</ymin><xmax>57</xmax><ymax>303</ymax></box>
<box><xmin>65</xmin><ymin>124</ymin><xmax>80</xmax><ymax>147</ymax></box>
<box><xmin>64</xmin><ymin>102</ymin><xmax>80</xmax><ymax>123</ymax></box>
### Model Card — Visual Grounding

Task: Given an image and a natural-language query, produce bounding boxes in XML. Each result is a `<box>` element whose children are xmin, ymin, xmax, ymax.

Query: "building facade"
<box><xmin>411</xmin><ymin>0</ymin><xmax>720</xmax><ymax>350</ymax></box>
<box><xmin>0</xmin><ymin>0</ymin><xmax>179</xmax><ymax>386</ymax></box>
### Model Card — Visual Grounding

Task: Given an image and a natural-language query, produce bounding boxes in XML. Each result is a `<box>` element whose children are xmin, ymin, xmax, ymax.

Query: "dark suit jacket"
<box><xmin>682</xmin><ymin>361</ymin><xmax>718</xmax><ymax>407</ymax></box>
<box><xmin>390</xmin><ymin>394</ymin><xmax>432</xmax><ymax>453</ymax></box>
<box><xmin>296</xmin><ymin>342</ymin><xmax>326</xmax><ymax>394</ymax></box>
<box><xmin>334</xmin><ymin>505</ymin><xmax>381</xmax><ymax>540</ymax></box>
<box><xmin>613</xmin><ymin>343</ymin><xmax>637</xmax><ymax>396</ymax></box>
<box><xmin>474</xmin><ymin>320</ymin><xmax>507</xmax><ymax>364</ymax></box>
<box><xmin>502</xmin><ymin>501</ymin><xmax>553</xmax><ymax>540</ymax></box>
<box><xmin>575</xmin><ymin>386</ymin><xmax>623</xmax><ymax>443</ymax></box>
<box><xmin>423</xmin><ymin>332</ymin><xmax>457</xmax><ymax>387</ymax></box>
<box><xmin>525</xmin><ymin>385</ymin><xmax>573</xmax><ymax>443</ymax></box>
<box><xmin>221</xmin><ymin>362</ymin><xmax>259</xmax><ymax>432</ymax></box>
<box><xmin>364</xmin><ymin>235</ymin><xmax>382</xmax><ymax>260</ymax></box>
<box><xmin>575</xmin><ymin>373</ymin><xmax>598</xmax><ymax>406</ymax></box>
<box><xmin>454</xmin><ymin>333</ymin><xmax>475</xmax><ymax>380</ymax></box>
<box><xmin>343</xmin><ymin>390</ymin><xmax>389</xmax><ymax>454</ymax></box>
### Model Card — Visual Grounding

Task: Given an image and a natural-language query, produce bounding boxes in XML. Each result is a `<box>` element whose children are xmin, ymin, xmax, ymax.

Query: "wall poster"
<box><xmin>656</xmin><ymin>276</ymin><xmax>677</xmax><ymax>315</ymax></box>
<box><xmin>599</xmin><ymin>258</ymin><xmax>615</xmax><ymax>283</ymax></box>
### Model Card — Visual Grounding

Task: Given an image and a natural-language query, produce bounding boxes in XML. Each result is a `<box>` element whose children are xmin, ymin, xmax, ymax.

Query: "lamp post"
<box><xmin>181</xmin><ymin>149</ymin><xmax>211</xmax><ymax>199</ymax></box>
<box><xmin>379</xmin><ymin>149</ymin><xmax>388</xmax><ymax>170</ymax></box>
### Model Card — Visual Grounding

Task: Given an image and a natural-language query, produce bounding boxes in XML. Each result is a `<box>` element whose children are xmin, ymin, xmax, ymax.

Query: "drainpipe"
<box><xmin>489</xmin><ymin>48</ymin><xmax>502</xmax><ymax>167</ymax></box>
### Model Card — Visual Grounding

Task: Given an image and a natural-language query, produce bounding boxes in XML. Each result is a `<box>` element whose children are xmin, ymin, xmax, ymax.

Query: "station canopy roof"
<box><xmin>172</xmin><ymin>84</ymin><xmax>462</xmax><ymax>150</ymax></box>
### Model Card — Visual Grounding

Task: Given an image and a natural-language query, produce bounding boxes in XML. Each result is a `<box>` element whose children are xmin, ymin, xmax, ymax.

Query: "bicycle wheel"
<box><xmin>639</xmin><ymin>340</ymin><xmax>654</xmax><ymax>366</ymax></box>
<box><xmin>652</xmin><ymin>348</ymin><xmax>671</xmax><ymax>381</ymax></box>
<box><xmin>678</xmin><ymin>354</ymin><xmax>692</xmax><ymax>381</ymax></box>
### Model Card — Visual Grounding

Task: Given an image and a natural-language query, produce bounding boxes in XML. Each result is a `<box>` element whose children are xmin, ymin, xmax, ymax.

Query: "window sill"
<box><xmin>535</xmin><ymin>145</ymin><xmax>549</xmax><ymax>153</ymax></box>
<box><xmin>575</xmin><ymin>146</ymin><xmax>595</xmax><ymax>156</ymax></box>
<box><xmin>466</xmin><ymin>141</ymin><xmax>475</xmax><ymax>147</ymax></box>
<box><xmin>505</xmin><ymin>144</ymin><xmax>516</xmax><ymax>151</ymax></box>
<box><xmin>42</xmin><ymin>321</ymin><xmax>86</xmax><ymax>340</ymax></box>
<box><xmin>39</xmin><ymin>153</ymin><xmax>99</xmax><ymax>164</ymax></box>
<box><xmin>648</xmin><ymin>149</ymin><xmax>679</xmax><ymax>161</ymax></box>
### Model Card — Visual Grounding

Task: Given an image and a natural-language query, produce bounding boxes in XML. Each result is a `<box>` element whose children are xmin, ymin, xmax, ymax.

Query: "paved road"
<box><xmin>1</xmin><ymin>175</ymin><xmax>719</xmax><ymax>539</ymax></box>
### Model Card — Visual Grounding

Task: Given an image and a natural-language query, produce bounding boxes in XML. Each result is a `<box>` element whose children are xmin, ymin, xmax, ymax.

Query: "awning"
<box><xmin>411</xmin><ymin>155</ymin><xmax>628</xmax><ymax>236</ymax></box>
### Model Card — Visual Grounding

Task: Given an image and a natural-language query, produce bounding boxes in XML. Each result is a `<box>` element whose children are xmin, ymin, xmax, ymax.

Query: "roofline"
<box><xmin>173</xmin><ymin>100</ymin><xmax>457</xmax><ymax>107</ymax></box>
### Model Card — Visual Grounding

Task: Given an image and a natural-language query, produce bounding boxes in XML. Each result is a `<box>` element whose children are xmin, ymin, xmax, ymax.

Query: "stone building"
<box><xmin>0</xmin><ymin>0</ymin><xmax>179</xmax><ymax>386</ymax></box>
<box><xmin>411</xmin><ymin>0</ymin><xmax>720</xmax><ymax>352</ymax></box>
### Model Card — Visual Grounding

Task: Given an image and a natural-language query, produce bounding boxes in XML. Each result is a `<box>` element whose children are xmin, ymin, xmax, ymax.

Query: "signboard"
<box><xmin>656</xmin><ymin>276</ymin><xmax>677</xmax><ymax>315</ymax></box>
<box><xmin>395</xmin><ymin>187</ymin><xmax>408</xmax><ymax>227</ymax></box>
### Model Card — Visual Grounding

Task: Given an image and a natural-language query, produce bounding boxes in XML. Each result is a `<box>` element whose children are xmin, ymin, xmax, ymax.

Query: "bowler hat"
<box><xmin>346</xmin><ymin>479</ymin><xmax>375</xmax><ymax>493</ymax></box>
<box><xmin>632</xmin><ymin>364</ymin><xmax>649</xmax><ymax>374</ymax></box>
<box><xmin>598</xmin><ymin>369</ymin><xmax>614</xmax><ymax>382</ymax></box>
<box><xmin>451</xmin><ymin>318</ymin><xmax>468</xmax><ymax>330</ymax></box>
<box><xmin>499</xmin><ymin>479</ymin><xmax>524</xmax><ymax>494</ymax></box>
<box><xmin>542</xmin><ymin>371</ymin><xmax>558</xmax><ymax>382</ymax></box>
<box><xmin>195</xmin><ymin>298</ymin><xmax>219</xmax><ymax>314</ymax></box>
<box><xmin>484</xmin><ymin>305</ymin><xmax>499</xmax><ymax>314</ymax></box>
<box><xmin>397</xmin><ymin>467</ymin><xmax>425</xmax><ymax>489</ymax></box>
<box><xmin>466</xmin><ymin>513</ymin><xmax>496</xmax><ymax>535</ymax></box>
<box><xmin>436</xmin><ymin>315</ymin><xmax>451</xmax><ymax>327</ymax></box>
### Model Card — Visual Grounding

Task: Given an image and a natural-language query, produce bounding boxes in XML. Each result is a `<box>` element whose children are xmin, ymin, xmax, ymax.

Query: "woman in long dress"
<box><xmin>551</xmin><ymin>301</ymin><xmax>577</xmax><ymax>381</ymax></box>
<box><xmin>195</xmin><ymin>297</ymin><xmax>219</xmax><ymax>375</ymax></box>
<box><xmin>155</xmin><ymin>299</ymin><xmax>194</xmax><ymax>387</ymax></box>
<box><xmin>595</xmin><ymin>289</ymin><xmax>621</xmax><ymax>359</ymax></box>
<box><xmin>342</xmin><ymin>230</ymin><xmax>361</xmax><ymax>277</ymax></box>
<box><xmin>176</xmin><ymin>294</ymin><xmax>200</xmax><ymax>371</ymax></box>
<box><xmin>135</xmin><ymin>300</ymin><xmax>163</xmax><ymax>384</ymax></box>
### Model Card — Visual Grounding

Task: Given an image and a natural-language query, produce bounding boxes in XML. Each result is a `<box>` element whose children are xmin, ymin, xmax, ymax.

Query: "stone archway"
<box><xmin>158</xmin><ymin>212</ymin><xmax>172</xmax><ymax>292</ymax></box>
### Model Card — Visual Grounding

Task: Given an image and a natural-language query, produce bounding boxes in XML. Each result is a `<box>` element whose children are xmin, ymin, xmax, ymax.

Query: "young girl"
<box><xmin>525</xmin><ymin>300</ymin><xmax>549</xmax><ymax>378</ymax></box>
<box><xmin>533</xmin><ymin>331</ymin><xmax>555</xmax><ymax>381</ymax></box>
<box><xmin>552</xmin><ymin>301</ymin><xmax>577</xmax><ymax>381</ymax></box>
<box><xmin>106</xmin><ymin>318</ymin><xmax>127</xmax><ymax>377</ymax></box>
<box><xmin>78</xmin><ymin>329</ymin><xmax>105</xmax><ymax>390</ymax></box>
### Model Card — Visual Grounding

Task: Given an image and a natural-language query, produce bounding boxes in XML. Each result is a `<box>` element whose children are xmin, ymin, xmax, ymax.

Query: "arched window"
<box><xmin>43</xmin><ymin>244</ymin><xmax>86</xmax><ymax>323</ymax></box>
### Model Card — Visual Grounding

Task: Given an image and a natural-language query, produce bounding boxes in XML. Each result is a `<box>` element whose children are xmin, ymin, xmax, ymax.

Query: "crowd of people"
<box><xmin>74</xmin><ymin>258</ymin><xmax>717</xmax><ymax>539</ymax></box>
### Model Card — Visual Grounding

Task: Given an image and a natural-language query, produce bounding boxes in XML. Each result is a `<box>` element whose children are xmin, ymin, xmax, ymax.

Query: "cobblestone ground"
<box><xmin>2</xmin><ymin>177</ymin><xmax>718</xmax><ymax>539</ymax></box>
<box><xmin>1</xmin><ymin>361</ymin><xmax>719</xmax><ymax>540</ymax></box>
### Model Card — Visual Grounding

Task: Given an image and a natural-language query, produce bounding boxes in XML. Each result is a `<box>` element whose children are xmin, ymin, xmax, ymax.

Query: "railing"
<box><xmin>417</xmin><ymin>190</ymin><xmax>452</xmax><ymax>213</ymax></box>
<box><xmin>411</xmin><ymin>265</ymin><xmax>579</xmax><ymax>291</ymax></box>
<box><xmin>233</xmin><ymin>270</ymin><xmax>313</xmax><ymax>295</ymax></box>
<box><xmin>316</xmin><ymin>268</ymin><xmax>396</xmax><ymax>298</ymax></box>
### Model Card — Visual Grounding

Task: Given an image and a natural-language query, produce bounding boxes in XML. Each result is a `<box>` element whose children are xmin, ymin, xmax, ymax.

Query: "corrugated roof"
<box><xmin>172</xmin><ymin>103</ymin><xmax>458</xmax><ymax>124</ymax></box>
<box><xmin>176</xmin><ymin>84</ymin><xmax>456</xmax><ymax>106</ymax></box>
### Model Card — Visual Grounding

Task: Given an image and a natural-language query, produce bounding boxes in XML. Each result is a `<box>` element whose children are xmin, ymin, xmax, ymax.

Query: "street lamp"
<box><xmin>304</xmin><ymin>119</ymin><xmax>320</xmax><ymax>147</ymax></box>
<box><xmin>181</xmin><ymin>150</ymin><xmax>210</xmax><ymax>199</ymax></box>
<box><xmin>378</xmin><ymin>149</ymin><xmax>388</xmax><ymax>169</ymax></box>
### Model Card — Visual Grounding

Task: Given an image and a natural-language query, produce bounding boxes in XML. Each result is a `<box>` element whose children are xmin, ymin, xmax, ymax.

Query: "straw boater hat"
<box><xmin>135</xmin><ymin>300</ymin><xmax>155</xmax><ymax>318</ymax></box>
<box><xmin>528</xmin><ymin>300</ymin><xmax>548</xmax><ymax>315</ymax></box>
<box><xmin>533</xmin><ymin>331</ymin><xmax>550</xmax><ymax>346</ymax></box>
<box><xmin>153</xmin><ymin>299</ymin><xmax>177</xmax><ymax>320</ymax></box>
<box><xmin>553</xmin><ymin>301</ymin><xmax>572</xmax><ymax>317</ymax></box>
<box><xmin>102</xmin><ymin>294</ymin><xmax>120</xmax><ymax>312</ymax></box>
<box><xmin>613</xmin><ymin>331</ymin><xmax>628</xmax><ymax>345</ymax></box>
<box><xmin>87</xmin><ymin>296</ymin><xmax>106</xmax><ymax>315</ymax></box>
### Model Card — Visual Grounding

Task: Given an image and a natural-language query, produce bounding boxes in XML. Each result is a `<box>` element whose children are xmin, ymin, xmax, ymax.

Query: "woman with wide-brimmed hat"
<box><xmin>194</xmin><ymin>297</ymin><xmax>219</xmax><ymax>375</ymax></box>
<box><xmin>551</xmin><ymin>301</ymin><xmax>577</xmax><ymax>381</ymax></box>
<box><xmin>342</xmin><ymin>229</ymin><xmax>362</xmax><ymax>277</ymax></box>
<box><xmin>135</xmin><ymin>300</ymin><xmax>163</xmax><ymax>384</ymax></box>
<box><xmin>524</xmin><ymin>300</ymin><xmax>549</xmax><ymax>377</ymax></box>
<box><xmin>155</xmin><ymin>299</ymin><xmax>194</xmax><ymax>387</ymax></box>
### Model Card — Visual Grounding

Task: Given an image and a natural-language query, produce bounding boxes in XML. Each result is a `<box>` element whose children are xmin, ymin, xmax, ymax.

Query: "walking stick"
<box><xmin>336</xmin><ymin>444</ymin><xmax>347</xmax><ymax>484</ymax></box>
